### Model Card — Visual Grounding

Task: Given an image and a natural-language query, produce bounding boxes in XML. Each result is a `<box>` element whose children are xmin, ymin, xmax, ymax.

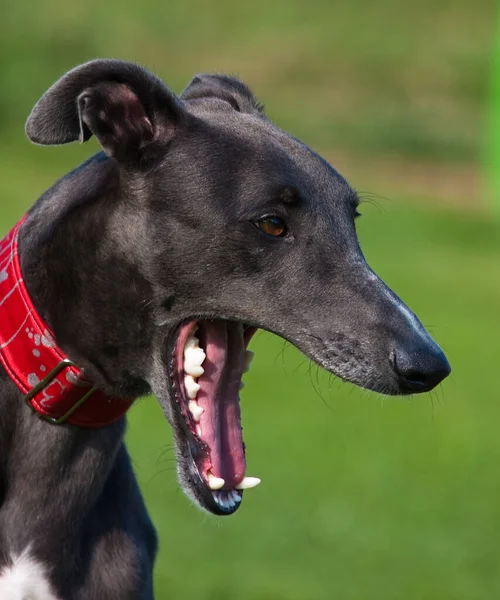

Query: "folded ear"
<box><xmin>180</xmin><ymin>74</ymin><xmax>264</xmax><ymax>115</ymax></box>
<box><xmin>26</xmin><ymin>59</ymin><xmax>185</xmax><ymax>162</ymax></box>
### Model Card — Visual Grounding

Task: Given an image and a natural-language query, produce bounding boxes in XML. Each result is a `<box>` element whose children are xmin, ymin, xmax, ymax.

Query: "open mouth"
<box><xmin>171</xmin><ymin>319</ymin><xmax>260</xmax><ymax>515</ymax></box>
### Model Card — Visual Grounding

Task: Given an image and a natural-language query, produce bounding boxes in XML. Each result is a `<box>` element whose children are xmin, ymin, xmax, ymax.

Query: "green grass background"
<box><xmin>1</xmin><ymin>1</ymin><xmax>499</xmax><ymax>598</ymax></box>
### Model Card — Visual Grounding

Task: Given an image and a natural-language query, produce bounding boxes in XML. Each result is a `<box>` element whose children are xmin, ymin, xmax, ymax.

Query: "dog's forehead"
<box><xmin>184</xmin><ymin>99</ymin><xmax>354</xmax><ymax>210</ymax></box>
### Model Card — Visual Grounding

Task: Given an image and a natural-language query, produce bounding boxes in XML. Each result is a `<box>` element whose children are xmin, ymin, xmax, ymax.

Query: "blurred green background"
<box><xmin>1</xmin><ymin>1</ymin><xmax>499</xmax><ymax>598</ymax></box>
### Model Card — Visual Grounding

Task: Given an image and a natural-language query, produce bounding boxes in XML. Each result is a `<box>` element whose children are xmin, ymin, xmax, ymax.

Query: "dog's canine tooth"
<box><xmin>188</xmin><ymin>400</ymin><xmax>204</xmax><ymax>421</ymax></box>
<box><xmin>207</xmin><ymin>472</ymin><xmax>225</xmax><ymax>490</ymax></box>
<box><xmin>235</xmin><ymin>476</ymin><xmax>261</xmax><ymax>490</ymax></box>
<box><xmin>184</xmin><ymin>375</ymin><xmax>201</xmax><ymax>399</ymax></box>
<box><xmin>243</xmin><ymin>350</ymin><xmax>254</xmax><ymax>373</ymax></box>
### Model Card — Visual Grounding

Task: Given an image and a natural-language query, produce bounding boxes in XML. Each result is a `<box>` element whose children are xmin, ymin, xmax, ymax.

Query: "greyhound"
<box><xmin>0</xmin><ymin>59</ymin><xmax>450</xmax><ymax>599</ymax></box>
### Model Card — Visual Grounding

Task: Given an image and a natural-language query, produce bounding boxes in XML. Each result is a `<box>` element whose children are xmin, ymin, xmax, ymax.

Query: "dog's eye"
<box><xmin>254</xmin><ymin>216</ymin><xmax>287</xmax><ymax>237</ymax></box>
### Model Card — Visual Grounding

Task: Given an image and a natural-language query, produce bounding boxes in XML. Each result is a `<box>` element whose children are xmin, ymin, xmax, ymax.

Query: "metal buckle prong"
<box><xmin>24</xmin><ymin>358</ymin><xmax>97</xmax><ymax>425</ymax></box>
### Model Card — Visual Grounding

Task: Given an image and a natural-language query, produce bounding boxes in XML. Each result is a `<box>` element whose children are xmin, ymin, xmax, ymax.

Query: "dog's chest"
<box><xmin>0</xmin><ymin>549</ymin><xmax>60</xmax><ymax>600</ymax></box>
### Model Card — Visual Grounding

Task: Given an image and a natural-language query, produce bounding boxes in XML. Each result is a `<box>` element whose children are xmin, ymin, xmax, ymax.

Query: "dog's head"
<box><xmin>25</xmin><ymin>60</ymin><xmax>450</xmax><ymax>515</ymax></box>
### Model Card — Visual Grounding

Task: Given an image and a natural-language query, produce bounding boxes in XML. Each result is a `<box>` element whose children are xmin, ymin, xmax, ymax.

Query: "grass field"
<box><xmin>0</xmin><ymin>0</ymin><xmax>495</xmax><ymax>164</ymax></box>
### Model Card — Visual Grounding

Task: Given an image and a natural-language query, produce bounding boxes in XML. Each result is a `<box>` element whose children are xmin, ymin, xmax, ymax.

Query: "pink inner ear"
<box><xmin>80</xmin><ymin>82</ymin><xmax>155</xmax><ymax>158</ymax></box>
<box><xmin>114</xmin><ymin>84</ymin><xmax>154</xmax><ymax>140</ymax></box>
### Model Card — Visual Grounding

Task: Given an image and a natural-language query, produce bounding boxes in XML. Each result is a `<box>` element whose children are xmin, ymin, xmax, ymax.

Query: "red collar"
<box><xmin>0</xmin><ymin>217</ymin><xmax>134</xmax><ymax>427</ymax></box>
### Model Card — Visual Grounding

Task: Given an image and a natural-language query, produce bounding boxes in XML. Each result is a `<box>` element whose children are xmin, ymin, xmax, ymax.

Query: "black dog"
<box><xmin>0</xmin><ymin>60</ymin><xmax>450</xmax><ymax>599</ymax></box>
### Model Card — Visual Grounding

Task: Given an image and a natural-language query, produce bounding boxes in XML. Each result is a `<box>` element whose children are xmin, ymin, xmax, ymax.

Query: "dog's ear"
<box><xmin>180</xmin><ymin>74</ymin><xmax>264</xmax><ymax>115</ymax></box>
<box><xmin>26</xmin><ymin>59</ymin><xmax>185</xmax><ymax>161</ymax></box>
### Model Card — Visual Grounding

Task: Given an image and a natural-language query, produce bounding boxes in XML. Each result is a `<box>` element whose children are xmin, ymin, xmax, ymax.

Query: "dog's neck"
<box><xmin>0</xmin><ymin>154</ymin><xmax>158</xmax><ymax>559</ymax></box>
<box><xmin>19</xmin><ymin>153</ymin><xmax>157</xmax><ymax>399</ymax></box>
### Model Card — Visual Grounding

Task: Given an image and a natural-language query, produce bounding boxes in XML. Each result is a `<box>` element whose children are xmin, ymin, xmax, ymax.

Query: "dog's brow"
<box><xmin>279</xmin><ymin>186</ymin><xmax>301</xmax><ymax>206</ymax></box>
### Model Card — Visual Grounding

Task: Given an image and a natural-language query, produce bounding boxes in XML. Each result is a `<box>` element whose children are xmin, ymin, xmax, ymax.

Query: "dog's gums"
<box><xmin>172</xmin><ymin>320</ymin><xmax>259</xmax><ymax>514</ymax></box>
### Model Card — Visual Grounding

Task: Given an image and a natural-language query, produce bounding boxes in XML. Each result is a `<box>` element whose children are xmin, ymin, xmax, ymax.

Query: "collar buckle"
<box><xmin>24</xmin><ymin>358</ymin><xmax>97</xmax><ymax>425</ymax></box>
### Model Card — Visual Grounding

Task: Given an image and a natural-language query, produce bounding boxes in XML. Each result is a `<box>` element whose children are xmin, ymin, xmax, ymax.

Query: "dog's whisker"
<box><xmin>155</xmin><ymin>445</ymin><xmax>176</xmax><ymax>463</ymax></box>
<box><xmin>292</xmin><ymin>359</ymin><xmax>307</xmax><ymax>376</ymax></box>
<box><xmin>149</xmin><ymin>466</ymin><xmax>177</xmax><ymax>484</ymax></box>
<box><xmin>356</xmin><ymin>189</ymin><xmax>393</xmax><ymax>204</ymax></box>
<box><xmin>275</xmin><ymin>339</ymin><xmax>289</xmax><ymax>374</ymax></box>
<box><xmin>305</xmin><ymin>360</ymin><xmax>334</xmax><ymax>410</ymax></box>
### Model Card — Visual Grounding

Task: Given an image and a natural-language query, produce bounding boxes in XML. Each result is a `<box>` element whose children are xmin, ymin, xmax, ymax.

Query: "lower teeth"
<box><xmin>213</xmin><ymin>490</ymin><xmax>242</xmax><ymax>509</ymax></box>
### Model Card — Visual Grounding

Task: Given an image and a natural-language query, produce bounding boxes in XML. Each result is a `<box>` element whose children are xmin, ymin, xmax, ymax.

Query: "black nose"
<box><xmin>391</xmin><ymin>346</ymin><xmax>451</xmax><ymax>393</ymax></box>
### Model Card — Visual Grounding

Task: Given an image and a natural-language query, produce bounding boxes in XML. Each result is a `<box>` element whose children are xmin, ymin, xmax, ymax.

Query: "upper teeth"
<box><xmin>183</xmin><ymin>332</ymin><xmax>205</xmax><ymax>412</ymax></box>
<box><xmin>188</xmin><ymin>400</ymin><xmax>204</xmax><ymax>421</ymax></box>
<box><xmin>184</xmin><ymin>334</ymin><xmax>206</xmax><ymax>378</ymax></box>
<box><xmin>184</xmin><ymin>355</ymin><xmax>205</xmax><ymax>377</ymax></box>
<box><xmin>184</xmin><ymin>375</ymin><xmax>201</xmax><ymax>399</ymax></box>
<box><xmin>182</xmin><ymin>330</ymin><xmax>258</xmax><ymax>485</ymax></box>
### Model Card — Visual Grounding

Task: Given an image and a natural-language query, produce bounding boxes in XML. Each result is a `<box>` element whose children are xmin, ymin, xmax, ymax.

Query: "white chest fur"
<box><xmin>0</xmin><ymin>549</ymin><xmax>60</xmax><ymax>600</ymax></box>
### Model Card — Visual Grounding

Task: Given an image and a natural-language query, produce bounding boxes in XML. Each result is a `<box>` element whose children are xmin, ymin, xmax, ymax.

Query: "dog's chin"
<box><xmin>167</xmin><ymin>319</ymin><xmax>257</xmax><ymax>516</ymax></box>
<box><xmin>173</xmin><ymin>439</ymin><xmax>244</xmax><ymax>516</ymax></box>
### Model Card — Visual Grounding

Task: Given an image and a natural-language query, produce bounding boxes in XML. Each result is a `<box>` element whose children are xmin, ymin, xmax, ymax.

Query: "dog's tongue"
<box><xmin>196</xmin><ymin>321</ymin><xmax>246</xmax><ymax>489</ymax></box>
